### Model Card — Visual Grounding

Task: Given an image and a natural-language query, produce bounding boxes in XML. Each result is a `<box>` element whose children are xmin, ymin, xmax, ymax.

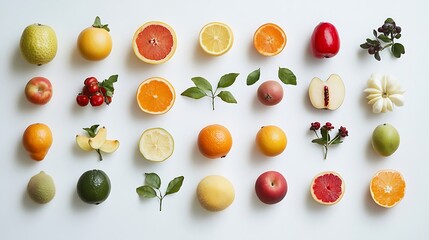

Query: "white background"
<box><xmin>1</xmin><ymin>0</ymin><xmax>428</xmax><ymax>239</ymax></box>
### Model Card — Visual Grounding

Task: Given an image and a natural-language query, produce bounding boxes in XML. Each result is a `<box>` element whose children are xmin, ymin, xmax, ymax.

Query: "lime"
<box><xmin>77</xmin><ymin>169</ymin><xmax>111</xmax><ymax>205</ymax></box>
<box><xmin>27</xmin><ymin>171</ymin><xmax>56</xmax><ymax>204</ymax></box>
<box><xmin>139</xmin><ymin>128</ymin><xmax>174</xmax><ymax>162</ymax></box>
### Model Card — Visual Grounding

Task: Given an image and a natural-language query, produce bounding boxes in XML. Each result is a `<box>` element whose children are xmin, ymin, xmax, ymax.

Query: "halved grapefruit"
<box><xmin>310</xmin><ymin>171</ymin><xmax>345</xmax><ymax>205</ymax></box>
<box><xmin>136</xmin><ymin>77</ymin><xmax>176</xmax><ymax>114</ymax></box>
<box><xmin>132</xmin><ymin>21</ymin><xmax>177</xmax><ymax>64</ymax></box>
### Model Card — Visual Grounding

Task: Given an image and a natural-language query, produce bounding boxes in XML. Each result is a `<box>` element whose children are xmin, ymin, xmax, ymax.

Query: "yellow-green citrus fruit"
<box><xmin>27</xmin><ymin>171</ymin><xmax>56</xmax><ymax>204</ymax></box>
<box><xmin>20</xmin><ymin>24</ymin><xmax>57</xmax><ymax>65</ymax></box>
<box><xmin>196</xmin><ymin>175</ymin><xmax>235</xmax><ymax>212</ymax></box>
<box><xmin>77</xmin><ymin>169</ymin><xmax>111</xmax><ymax>205</ymax></box>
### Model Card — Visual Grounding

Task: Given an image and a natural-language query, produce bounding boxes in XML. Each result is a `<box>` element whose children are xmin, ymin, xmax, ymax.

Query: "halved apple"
<box><xmin>99</xmin><ymin>140</ymin><xmax>120</xmax><ymax>153</ymax></box>
<box><xmin>308</xmin><ymin>74</ymin><xmax>345</xmax><ymax>110</ymax></box>
<box><xmin>88</xmin><ymin>127</ymin><xmax>107</xmax><ymax>149</ymax></box>
<box><xmin>76</xmin><ymin>135</ymin><xmax>92</xmax><ymax>151</ymax></box>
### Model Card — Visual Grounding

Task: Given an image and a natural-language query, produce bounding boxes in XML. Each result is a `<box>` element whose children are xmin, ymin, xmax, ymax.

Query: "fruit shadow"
<box><xmin>70</xmin><ymin>188</ymin><xmax>94</xmax><ymax>211</ymax></box>
<box><xmin>246</xmin><ymin>41</ymin><xmax>269</xmax><ymax>63</ymax></box>
<box><xmin>302</xmin><ymin>39</ymin><xmax>323</xmax><ymax>67</ymax></box>
<box><xmin>10</xmin><ymin>46</ymin><xmax>37</xmax><ymax>74</ymax></box>
<box><xmin>15</xmin><ymin>138</ymin><xmax>36</xmax><ymax>168</ymax></box>
<box><xmin>190</xmin><ymin>194</ymin><xmax>214</xmax><ymax>218</ymax></box>
<box><xmin>193</xmin><ymin>42</ymin><xmax>216</xmax><ymax>64</ymax></box>
<box><xmin>69</xmin><ymin>46</ymin><xmax>89</xmax><ymax>69</ymax></box>
<box><xmin>125</xmin><ymin>47</ymin><xmax>155</xmax><ymax>73</ymax></box>
<box><xmin>365</xmin><ymin>138</ymin><xmax>383</xmax><ymax>163</ymax></box>
<box><xmin>305</xmin><ymin>190</ymin><xmax>330</xmax><ymax>212</ymax></box>
<box><xmin>363</xmin><ymin>186</ymin><xmax>388</xmax><ymax>216</ymax></box>
<box><xmin>21</xmin><ymin>188</ymin><xmax>41</xmax><ymax>211</ymax></box>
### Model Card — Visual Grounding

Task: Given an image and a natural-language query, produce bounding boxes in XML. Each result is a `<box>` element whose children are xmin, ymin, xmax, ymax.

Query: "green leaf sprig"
<box><xmin>99</xmin><ymin>74</ymin><xmax>118</xmax><ymax>98</ymax></box>
<box><xmin>246</xmin><ymin>67</ymin><xmax>297</xmax><ymax>86</ymax></box>
<box><xmin>310</xmin><ymin>122</ymin><xmax>349</xmax><ymax>160</ymax></box>
<box><xmin>181</xmin><ymin>73</ymin><xmax>239</xmax><ymax>110</ymax></box>
<box><xmin>136</xmin><ymin>173</ymin><xmax>184</xmax><ymax>211</ymax></box>
<box><xmin>92</xmin><ymin>16</ymin><xmax>110</xmax><ymax>32</ymax></box>
<box><xmin>360</xmin><ymin>18</ymin><xmax>405</xmax><ymax>61</ymax></box>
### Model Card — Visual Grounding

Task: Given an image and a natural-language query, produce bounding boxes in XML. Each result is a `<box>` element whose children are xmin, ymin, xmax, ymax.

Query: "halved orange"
<box><xmin>253</xmin><ymin>23</ymin><xmax>287</xmax><ymax>56</ymax></box>
<box><xmin>370</xmin><ymin>169</ymin><xmax>405</xmax><ymax>208</ymax></box>
<box><xmin>132</xmin><ymin>21</ymin><xmax>177</xmax><ymax>64</ymax></box>
<box><xmin>136</xmin><ymin>77</ymin><xmax>176</xmax><ymax>114</ymax></box>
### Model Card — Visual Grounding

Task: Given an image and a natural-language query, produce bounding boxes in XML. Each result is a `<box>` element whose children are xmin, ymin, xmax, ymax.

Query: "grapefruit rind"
<box><xmin>310</xmin><ymin>171</ymin><xmax>345</xmax><ymax>205</ymax></box>
<box><xmin>136</xmin><ymin>77</ymin><xmax>176</xmax><ymax>115</ymax></box>
<box><xmin>369</xmin><ymin>169</ymin><xmax>406</xmax><ymax>208</ymax></box>
<box><xmin>199</xmin><ymin>22</ymin><xmax>234</xmax><ymax>56</ymax></box>
<box><xmin>132</xmin><ymin>21</ymin><xmax>177</xmax><ymax>64</ymax></box>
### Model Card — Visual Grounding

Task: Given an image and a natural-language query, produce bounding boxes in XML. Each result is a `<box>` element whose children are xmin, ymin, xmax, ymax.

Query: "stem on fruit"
<box><xmin>96</xmin><ymin>149</ymin><xmax>103</xmax><ymax>161</ymax></box>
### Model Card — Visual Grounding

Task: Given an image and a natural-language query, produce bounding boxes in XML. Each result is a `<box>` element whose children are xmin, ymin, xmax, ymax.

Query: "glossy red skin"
<box><xmin>76</xmin><ymin>94</ymin><xmax>89</xmax><ymax>106</ymax></box>
<box><xmin>90</xmin><ymin>94</ymin><xmax>104</xmax><ymax>106</ymax></box>
<box><xmin>255</xmin><ymin>171</ymin><xmax>288</xmax><ymax>204</ymax></box>
<box><xmin>25</xmin><ymin>77</ymin><xmax>53</xmax><ymax>105</ymax></box>
<box><xmin>88</xmin><ymin>83</ymin><xmax>99</xmax><ymax>94</ymax></box>
<box><xmin>257</xmin><ymin>81</ymin><xmax>284</xmax><ymax>106</ymax></box>
<box><xmin>311</xmin><ymin>22</ymin><xmax>340</xmax><ymax>58</ymax></box>
<box><xmin>84</xmin><ymin>77</ymin><xmax>98</xmax><ymax>87</ymax></box>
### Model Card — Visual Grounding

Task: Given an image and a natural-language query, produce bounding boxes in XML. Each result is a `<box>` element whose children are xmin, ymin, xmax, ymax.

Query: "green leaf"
<box><xmin>331</xmin><ymin>138</ymin><xmax>343</xmax><ymax>145</ymax></box>
<box><xmin>100</xmin><ymin>74</ymin><xmax>118</xmax><ymax>97</ymax></box>
<box><xmin>395</xmin><ymin>33</ymin><xmax>402</xmax><ymax>39</ymax></box>
<box><xmin>217</xmin><ymin>73</ymin><xmax>239</xmax><ymax>88</ymax></box>
<box><xmin>360</xmin><ymin>43</ymin><xmax>370</xmax><ymax>49</ymax></box>
<box><xmin>385</xmin><ymin>18</ymin><xmax>394</xmax><ymax>24</ymax></box>
<box><xmin>181</xmin><ymin>87</ymin><xmax>207</xmax><ymax>99</ymax></box>
<box><xmin>217</xmin><ymin>91</ymin><xmax>237</xmax><ymax>104</ymax></box>
<box><xmin>191</xmin><ymin>77</ymin><xmax>212</xmax><ymax>92</ymax></box>
<box><xmin>373</xmin><ymin>29</ymin><xmax>378</xmax><ymax>38</ymax></box>
<box><xmin>366</xmin><ymin>38</ymin><xmax>378</xmax><ymax>45</ymax></box>
<box><xmin>83</xmin><ymin>124</ymin><xmax>99</xmax><ymax>138</ymax></box>
<box><xmin>165</xmin><ymin>176</ymin><xmax>184</xmax><ymax>195</ymax></box>
<box><xmin>374</xmin><ymin>52</ymin><xmax>381</xmax><ymax>61</ymax></box>
<box><xmin>391</xmin><ymin>43</ymin><xmax>405</xmax><ymax>58</ymax></box>
<box><xmin>278</xmin><ymin>67</ymin><xmax>297</xmax><ymax>85</ymax></box>
<box><xmin>320</xmin><ymin>128</ymin><xmax>330</xmax><ymax>141</ymax></box>
<box><xmin>311</xmin><ymin>138</ymin><xmax>327</xmax><ymax>145</ymax></box>
<box><xmin>377</xmin><ymin>34</ymin><xmax>391</xmax><ymax>43</ymax></box>
<box><xmin>92</xmin><ymin>16</ymin><xmax>110</xmax><ymax>32</ymax></box>
<box><xmin>145</xmin><ymin>173</ymin><xmax>161</xmax><ymax>189</ymax></box>
<box><xmin>246</xmin><ymin>68</ymin><xmax>260</xmax><ymax>86</ymax></box>
<box><xmin>136</xmin><ymin>185</ymin><xmax>157</xmax><ymax>198</ymax></box>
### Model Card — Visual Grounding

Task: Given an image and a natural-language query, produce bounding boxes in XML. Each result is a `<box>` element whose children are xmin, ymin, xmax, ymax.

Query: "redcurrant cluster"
<box><xmin>76</xmin><ymin>75</ymin><xmax>118</xmax><ymax>107</ymax></box>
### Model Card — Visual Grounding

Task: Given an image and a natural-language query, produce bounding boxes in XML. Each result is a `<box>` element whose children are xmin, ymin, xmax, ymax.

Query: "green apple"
<box><xmin>371</xmin><ymin>123</ymin><xmax>400</xmax><ymax>157</ymax></box>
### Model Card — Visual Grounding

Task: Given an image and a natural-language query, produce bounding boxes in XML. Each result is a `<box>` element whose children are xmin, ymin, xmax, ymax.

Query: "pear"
<box><xmin>371</xmin><ymin>123</ymin><xmax>400</xmax><ymax>157</ymax></box>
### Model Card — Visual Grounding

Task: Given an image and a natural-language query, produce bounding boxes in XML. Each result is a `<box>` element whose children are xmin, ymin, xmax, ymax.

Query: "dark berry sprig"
<box><xmin>310</xmin><ymin>122</ymin><xmax>349</xmax><ymax>160</ymax></box>
<box><xmin>360</xmin><ymin>18</ymin><xmax>405</xmax><ymax>61</ymax></box>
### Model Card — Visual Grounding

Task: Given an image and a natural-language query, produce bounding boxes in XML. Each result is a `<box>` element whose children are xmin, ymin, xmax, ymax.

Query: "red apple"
<box><xmin>257</xmin><ymin>80</ymin><xmax>284</xmax><ymax>106</ymax></box>
<box><xmin>255</xmin><ymin>171</ymin><xmax>288</xmax><ymax>204</ymax></box>
<box><xmin>25</xmin><ymin>77</ymin><xmax>53</xmax><ymax>105</ymax></box>
<box><xmin>310</xmin><ymin>22</ymin><xmax>340</xmax><ymax>58</ymax></box>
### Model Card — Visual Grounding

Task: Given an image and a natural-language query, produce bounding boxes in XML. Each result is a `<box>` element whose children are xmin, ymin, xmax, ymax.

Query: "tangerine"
<box><xmin>198</xmin><ymin>124</ymin><xmax>232</xmax><ymax>159</ymax></box>
<box><xmin>22</xmin><ymin>123</ymin><xmax>53</xmax><ymax>161</ymax></box>
<box><xmin>253</xmin><ymin>23</ymin><xmax>287</xmax><ymax>56</ymax></box>
<box><xmin>370</xmin><ymin>169</ymin><xmax>405</xmax><ymax>208</ymax></box>
<box><xmin>136</xmin><ymin>77</ymin><xmax>176</xmax><ymax>114</ymax></box>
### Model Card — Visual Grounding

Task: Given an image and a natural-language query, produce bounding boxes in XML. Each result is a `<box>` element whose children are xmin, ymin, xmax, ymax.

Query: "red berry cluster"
<box><xmin>76</xmin><ymin>77</ymin><xmax>112</xmax><ymax>107</ymax></box>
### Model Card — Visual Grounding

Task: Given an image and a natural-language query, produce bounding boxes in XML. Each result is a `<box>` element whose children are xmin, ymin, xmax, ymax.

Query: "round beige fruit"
<box><xmin>196</xmin><ymin>175</ymin><xmax>235</xmax><ymax>212</ymax></box>
<box><xmin>27</xmin><ymin>171</ymin><xmax>56</xmax><ymax>204</ymax></box>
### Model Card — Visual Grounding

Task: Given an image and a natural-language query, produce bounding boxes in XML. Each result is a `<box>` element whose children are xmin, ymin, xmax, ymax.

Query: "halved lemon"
<box><xmin>139</xmin><ymin>128</ymin><xmax>174</xmax><ymax>162</ymax></box>
<box><xmin>199</xmin><ymin>22</ymin><xmax>234</xmax><ymax>56</ymax></box>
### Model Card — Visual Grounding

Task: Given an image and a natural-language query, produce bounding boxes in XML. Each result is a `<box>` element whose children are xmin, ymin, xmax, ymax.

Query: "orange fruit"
<box><xmin>77</xmin><ymin>17</ymin><xmax>112</xmax><ymax>61</ymax></box>
<box><xmin>310</xmin><ymin>171</ymin><xmax>345</xmax><ymax>205</ymax></box>
<box><xmin>22</xmin><ymin>123</ymin><xmax>53</xmax><ymax>161</ymax></box>
<box><xmin>370</xmin><ymin>169</ymin><xmax>406</xmax><ymax>208</ymax></box>
<box><xmin>255</xmin><ymin>125</ymin><xmax>287</xmax><ymax>157</ymax></box>
<box><xmin>136</xmin><ymin>77</ymin><xmax>176</xmax><ymax>114</ymax></box>
<box><xmin>132</xmin><ymin>21</ymin><xmax>177</xmax><ymax>64</ymax></box>
<box><xmin>253</xmin><ymin>23</ymin><xmax>287</xmax><ymax>56</ymax></box>
<box><xmin>198</xmin><ymin>124</ymin><xmax>232</xmax><ymax>159</ymax></box>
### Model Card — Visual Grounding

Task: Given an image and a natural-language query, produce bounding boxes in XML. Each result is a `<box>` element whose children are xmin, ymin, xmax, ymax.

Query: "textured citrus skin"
<box><xmin>197</xmin><ymin>175</ymin><xmax>235</xmax><ymax>211</ymax></box>
<box><xmin>77</xmin><ymin>169</ymin><xmax>111</xmax><ymax>205</ymax></box>
<box><xmin>27</xmin><ymin>171</ymin><xmax>56</xmax><ymax>204</ymax></box>
<box><xmin>77</xmin><ymin>27</ymin><xmax>112</xmax><ymax>61</ymax></box>
<box><xmin>310</xmin><ymin>171</ymin><xmax>345</xmax><ymax>205</ymax></box>
<box><xmin>256</xmin><ymin>125</ymin><xmax>287</xmax><ymax>157</ymax></box>
<box><xmin>198</xmin><ymin>124</ymin><xmax>232</xmax><ymax>159</ymax></box>
<box><xmin>370</xmin><ymin>170</ymin><xmax>405</xmax><ymax>208</ymax></box>
<box><xmin>136</xmin><ymin>77</ymin><xmax>176</xmax><ymax>114</ymax></box>
<box><xmin>22</xmin><ymin>123</ymin><xmax>53</xmax><ymax>161</ymax></box>
<box><xmin>132</xmin><ymin>21</ymin><xmax>177</xmax><ymax>64</ymax></box>
<box><xmin>20</xmin><ymin>24</ymin><xmax>57</xmax><ymax>65</ymax></box>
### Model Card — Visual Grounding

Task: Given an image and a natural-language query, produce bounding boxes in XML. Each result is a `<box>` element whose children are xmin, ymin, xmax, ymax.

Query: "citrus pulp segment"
<box><xmin>253</xmin><ymin>23</ymin><xmax>287</xmax><ymax>56</ymax></box>
<box><xmin>132</xmin><ymin>21</ymin><xmax>177</xmax><ymax>64</ymax></box>
<box><xmin>136</xmin><ymin>77</ymin><xmax>176</xmax><ymax>114</ymax></box>
<box><xmin>310</xmin><ymin>171</ymin><xmax>345</xmax><ymax>205</ymax></box>
<box><xmin>370</xmin><ymin>169</ymin><xmax>405</xmax><ymax>208</ymax></box>
<box><xmin>199</xmin><ymin>22</ymin><xmax>234</xmax><ymax>56</ymax></box>
<box><xmin>139</xmin><ymin>128</ymin><xmax>174</xmax><ymax>162</ymax></box>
